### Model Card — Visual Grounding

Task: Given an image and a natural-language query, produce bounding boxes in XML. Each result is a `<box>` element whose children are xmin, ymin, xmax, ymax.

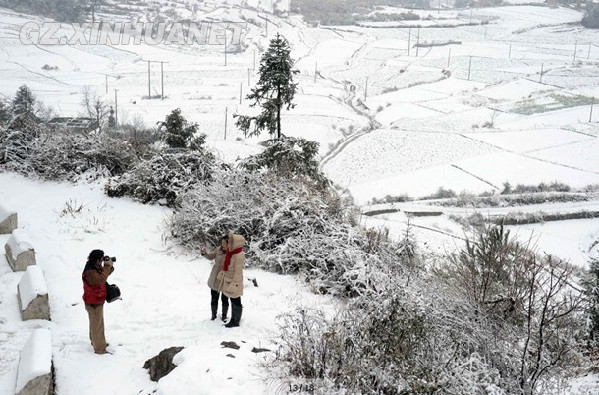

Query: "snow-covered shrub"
<box><xmin>158</xmin><ymin>108</ymin><xmax>205</xmax><ymax>150</ymax></box>
<box><xmin>0</xmin><ymin>127</ymin><xmax>135</xmax><ymax>180</ymax></box>
<box><xmin>238</xmin><ymin>136</ymin><xmax>328</xmax><ymax>190</ymax></box>
<box><xmin>0</xmin><ymin>127</ymin><xmax>39</xmax><ymax>174</ymax></box>
<box><xmin>271</xmin><ymin>277</ymin><xmax>520</xmax><ymax>394</ymax></box>
<box><xmin>170</xmin><ymin>169</ymin><xmax>404</xmax><ymax>296</ymax></box>
<box><xmin>434</xmin><ymin>224</ymin><xmax>586</xmax><ymax>393</ymax></box>
<box><xmin>582</xmin><ymin>4</ymin><xmax>599</xmax><ymax>29</ymax></box>
<box><xmin>33</xmin><ymin>132</ymin><xmax>136</xmax><ymax>180</ymax></box>
<box><xmin>583</xmin><ymin>256</ymin><xmax>599</xmax><ymax>349</ymax></box>
<box><xmin>105</xmin><ymin>149</ymin><xmax>219</xmax><ymax>206</ymax></box>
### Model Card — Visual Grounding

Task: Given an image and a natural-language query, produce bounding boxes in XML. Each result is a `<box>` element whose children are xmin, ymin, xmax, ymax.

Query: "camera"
<box><xmin>103</xmin><ymin>255</ymin><xmax>117</xmax><ymax>262</ymax></box>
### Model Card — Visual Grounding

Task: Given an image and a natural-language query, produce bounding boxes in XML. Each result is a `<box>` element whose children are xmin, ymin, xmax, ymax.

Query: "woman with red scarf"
<box><xmin>219</xmin><ymin>231</ymin><xmax>246</xmax><ymax>328</ymax></box>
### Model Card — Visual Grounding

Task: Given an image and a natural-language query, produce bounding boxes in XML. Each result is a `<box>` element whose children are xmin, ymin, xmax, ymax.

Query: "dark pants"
<box><xmin>230</xmin><ymin>297</ymin><xmax>242</xmax><ymax>307</ymax></box>
<box><xmin>211</xmin><ymin>289</ymin><xmax>229</xmax><ymax>309</ymax></box>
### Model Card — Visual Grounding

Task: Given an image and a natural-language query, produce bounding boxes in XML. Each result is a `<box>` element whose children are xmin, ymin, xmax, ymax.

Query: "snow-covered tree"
<box><xmin>81</xmin><ymin>86</ymin><xmax>109</xmax><ymax>132</ymax></box>
<box><xmin>0</xmin><ymin>99</ymin><xmax>11</xmax><ymax>125</ymax></box>
<box><xmin>238</xmin><ymin>136</ymin><xmax>327</xmax><ymax>189</ymax></box>
<box><xmin>234</xmin><ymin>33</ymin><xmax>298</xmax><ymax>140</ymax></box>
<box><xmin>158</xmin><ymin>108</ymin><xmax>205</xmax><ymax>150</ymax></box>
<box><xmin>11</xmin><ymin>85</ymin><xmax>36</xmax><ymax>116</ymax></box>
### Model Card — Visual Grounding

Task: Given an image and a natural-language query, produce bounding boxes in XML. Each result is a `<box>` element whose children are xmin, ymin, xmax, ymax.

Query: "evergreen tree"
<box><xmin>239</xmin><ymin>136</ymin><xmax>328</xmax><ymax>189</ymax></box>
<box><xmin>235</xmin><ymin>33</ymin><xmax>298</xmax><ymax>140</ymax></box>
<box><xmin>12</xmin><ymin>85</ymin><xmax>36</xmax><ymax>116</ymax></box>
<box><xmin>159</xmin><ymin>108</ymin><xmax>204</xmax><ymax>149</ymax></box>
<box><xmin>0</xmin><ymin>99</ymin><xmax>11</xmax><ymax>125</ymax></box>
<box><xmin>582</xmin><ymin>4</ymin><xmax>599</xmax><ymax>29</ymax></box>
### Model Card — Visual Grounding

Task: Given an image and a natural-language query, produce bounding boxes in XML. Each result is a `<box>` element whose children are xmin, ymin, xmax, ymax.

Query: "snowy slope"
<box><xmin>0</xmin><ymin>172</ymin><xmax>338</xmax><ymax>394</ymax></box>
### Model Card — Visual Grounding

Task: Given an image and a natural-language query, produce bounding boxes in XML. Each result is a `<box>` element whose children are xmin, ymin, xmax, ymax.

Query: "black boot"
<box><xmin>221</xmin><ymin>302</ymin><xmax>229</xmax><ymax>322</ymax></box>
<box><xmin>211</xmin><ymin>304</ymin><xmax>218</xmax><ymax>321</ymax></box>
<box><xmin>225</xmin><ymin>305</ymin><xmax>242</xmax><ymax>328</ymax></box>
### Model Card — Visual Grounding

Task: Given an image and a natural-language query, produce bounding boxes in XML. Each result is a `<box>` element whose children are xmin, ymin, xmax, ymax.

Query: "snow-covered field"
<box><xmin>1</xmin><ymin>0</ymin><xmax>599</xmax><ymax>392</ymax></box>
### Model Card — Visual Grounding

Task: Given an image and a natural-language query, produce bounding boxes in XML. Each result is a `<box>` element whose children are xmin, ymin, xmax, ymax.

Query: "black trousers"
<box><xmin>211</xmin><ymin>289</ymin><xmax>229</xmax><ymax>307</ymax></box>
<box><xmin>230</xmin><ymin>296</ymin><xmax>242</xmax><ymax>307</ymax></box>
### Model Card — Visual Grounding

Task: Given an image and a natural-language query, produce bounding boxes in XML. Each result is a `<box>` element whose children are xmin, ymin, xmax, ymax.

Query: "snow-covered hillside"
<box><xmin>1</xmin><ymin>0</ymin><xmax>599</xmax><ymax>392</ymax></box>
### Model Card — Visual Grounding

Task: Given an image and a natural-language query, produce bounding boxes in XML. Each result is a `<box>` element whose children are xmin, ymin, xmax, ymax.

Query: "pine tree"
<box><xmin>159</xmin><ymin>108</ymin><xmax>204</xmax><ymax>149</ymax></box>
<box><xmin>0</xmin><ymin>99</ymin><xmax>11</xmax><ymax>125</ymax></box>
<box><xmin>12</xmin><ymin>85</ymin><xmax>36</xmax><ymax>116</ymax></box>
<box><xmin>235</xmin><ymin>33</ymin><xmax>298</xmax><ymax>140</ymax></box>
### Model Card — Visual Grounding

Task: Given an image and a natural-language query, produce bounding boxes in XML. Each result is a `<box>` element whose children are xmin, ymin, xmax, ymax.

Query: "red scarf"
<box><xmin>223</xmin><ymin>247</ymin><xmax>243</xmax><ymax>271</ymax></box>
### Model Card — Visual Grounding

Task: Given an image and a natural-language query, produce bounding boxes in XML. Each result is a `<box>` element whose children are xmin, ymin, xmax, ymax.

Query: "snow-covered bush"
<box><xmin>158</xmin><ymin>108</ymin><xmax>205</xmax><ymax>150</ymax></box>
<box><xmin>105</xmin><ymin>149</ymin><xmax>219</xmax><ymax>206</ymax></box>
<box><xmin>238</xmin><ymin>136</ymin><xmax>328</xmax><ymax>190</ymax></box>
<box><xmin>170</xmin><ymin>169</ymin><xmax>408</xmax><ymax>296</ymax></box>
<box><xmin>0</xmin><ymin>127</ymin><xmax>136</xmax><ymax>181</ymax></box>
<box><xmin>583</xmin><ymin>256</ymin><xmax>599</xmax><ymax>349</ymax></box>
<box><xmin>434</xmin><ymin>224</ymin><xmax>586</xmax><ymax>393</ymax></box>
<box><xmin>271</xmin><ymin>276</ymin><xmax>521</xmax><ymax>394</ymax></box>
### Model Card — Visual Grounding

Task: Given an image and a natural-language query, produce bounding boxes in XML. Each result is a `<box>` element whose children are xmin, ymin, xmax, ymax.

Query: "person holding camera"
<box><xmin>82</xmin><ymin>249</ymin><xmax>115</xmax><ymax>354</ymax></box>
<box><xmin>201</xmin><ymin>235</ymin><xmax>230</xmax><ymax>321</ymax></box>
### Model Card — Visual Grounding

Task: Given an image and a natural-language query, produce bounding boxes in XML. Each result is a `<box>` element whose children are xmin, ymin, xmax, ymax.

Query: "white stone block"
<box><xmin>18</xmin><ymin>266</ymin><xmax>50</xmax><ymax>321</ymax></box>
<box><xmin>15</xmin><ymin>328</ymin><xmax>53</xmax><ymax>395</ymax></box>
<box><xmin>5</xmin><ymin>229</ymin><xmax>35</xmax><ymax>272</ymax></box>
<box><xmin>0</xmin><ymin>205</ymin><xmax>17</xmax><ymax>234</ymax></box>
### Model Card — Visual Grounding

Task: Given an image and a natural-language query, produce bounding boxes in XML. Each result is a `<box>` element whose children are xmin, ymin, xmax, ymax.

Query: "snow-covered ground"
<box><xmin>0</xmin><ymin>172</ymin><xmax>338</xmax><ymax>394</ymax></box>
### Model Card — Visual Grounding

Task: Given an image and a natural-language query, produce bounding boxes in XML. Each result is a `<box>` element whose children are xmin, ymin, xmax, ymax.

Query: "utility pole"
<box><xmin>539</xmin><ymin>63</ymin><xmax>544</xmax><ymax>83</ymax></box>
<box><xmin>144</xmin><ymin>60</ymin><xmax>168</xmax><ymax>99</ymax></box>
<box><xmin>105</xmin><ymin>75</ymin><xmax>108</xmax><ymax>94</ymax></box>
<box><xmin>407</xmin><ymin>28</ymin><xmax>411</xmax><ymax>56</ymax></box>
<box><xmin>574</xmin><ymin>40</ymin><xmax>578</xmax><ymax>62</ymax></box>
<box><xmin>224</xmin><ymin>107</ymin><xmax>228</xmax><ymax>140</ymax></box>
<box><xmin>447</xmin><ymin>48</ymin><xmax>451</xmax><ymax>68</ymax></box>
<box><xmin>468</xmin><ymin>56</ymin><xmax>472</xmax><ymax>80</ymax></box>
<box><xmin>364</xmin><ymin>76</ymin><xmax>368</xmax><ymax>101</ymax></box>
<box><xmin>314</xmin><ymin>61</ymin><xmax>317</xmax><ymax>83</ymax></box>
<box><xmin>248</xmin><ymin>68</ymin><xmax>251</xmax><ymax>86</ymax></box>
<box><xmin>160</xmin><ymin>61</ymin><xmax>165</xmax><ymax>100</ymax></box>
<box><xmin>416</xmin><ymin>28</ymin><xmax>420</xmax><ymax>57</ymax></box>
<box><xmin>114</xmin><ymin>89</ymin><xmax>118</xmax><ymax>125</ymax></box>
<box><xmin>590</xmin><ymin>97</ymin><xmax>594</xmax><ymax>123</ymax></box>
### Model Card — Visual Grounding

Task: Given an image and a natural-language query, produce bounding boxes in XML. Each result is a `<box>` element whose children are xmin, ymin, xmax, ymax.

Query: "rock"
<box><xmin>221</xmin><ymin>341</ymin><xmax>240</xmax><ymax>350</ymax></box>
<box><xmin>143</xmin><ymin>347</ymin><xmax>184</xmax><ymax>382</ymax></box>
<box><xmin>251</xmin><ymin>347</ymin><xmax>271</xmax><ymax>353</ymax></box>
<box><xmin>226</xmin><ymin>354</ymin><xmax>235</xmax><ymax>358</ymax></box>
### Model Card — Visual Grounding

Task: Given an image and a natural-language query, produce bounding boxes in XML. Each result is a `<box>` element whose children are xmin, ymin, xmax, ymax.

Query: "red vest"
<box><xmin>82</xmin><ymin>272</ymin><xmax>106</xmax><ymax>305</ymax></box>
